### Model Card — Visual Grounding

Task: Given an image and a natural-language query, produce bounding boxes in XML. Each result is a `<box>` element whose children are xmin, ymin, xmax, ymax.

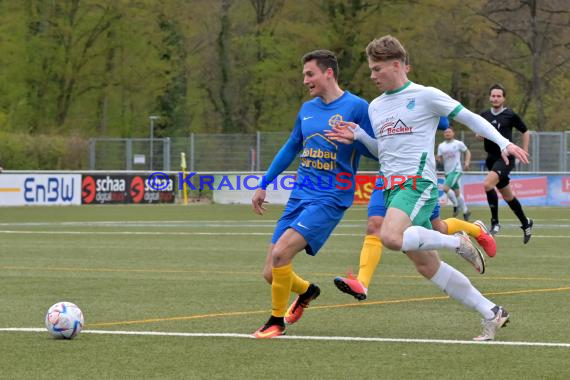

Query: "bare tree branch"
<box><xmin>475</xmin><ymin>10</ymin><xmax>532</xmax><ymax>50</ymax></box>
<box><xmin>543</xmin><ymin>56</ymin><xmax>570</xmax><ymax>81</ymax></box>
<box><xmin>458</xmin><ymin>51</ymin><xmax>527</xmax><ymax>82</ymax></box>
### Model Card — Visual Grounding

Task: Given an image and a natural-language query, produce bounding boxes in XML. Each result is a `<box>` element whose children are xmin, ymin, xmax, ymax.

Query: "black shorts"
<box><xmin>486</xmin><ymin>156</ymin><xmax>515</xmax><ymax>189</ymax></box>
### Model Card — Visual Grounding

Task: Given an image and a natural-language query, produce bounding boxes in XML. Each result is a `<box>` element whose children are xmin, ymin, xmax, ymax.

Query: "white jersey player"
<box><xmin>326</xmin><ymin>35</ymin><xmax>529</xmax><ymax>341</ymax></box>
<box><xmin>437</xmin><ymin>127</ymin><xmax>471</xmax><ymax>220</ymax></box>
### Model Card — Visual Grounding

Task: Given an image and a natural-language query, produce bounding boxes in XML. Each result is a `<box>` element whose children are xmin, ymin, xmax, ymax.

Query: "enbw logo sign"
<box><xmin>24</xmin><ymin>176</ymin><xmax>76</xmax><ymax>203</ymax></box>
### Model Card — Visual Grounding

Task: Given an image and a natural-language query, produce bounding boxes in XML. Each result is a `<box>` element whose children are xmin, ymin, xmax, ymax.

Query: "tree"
<box><xmin>463</xmin><ymin>0</ymin><xmax>570</xmax><ymax>130</ymax></box>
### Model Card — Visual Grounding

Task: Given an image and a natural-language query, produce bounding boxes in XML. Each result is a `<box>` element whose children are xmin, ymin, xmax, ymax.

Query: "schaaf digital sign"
<box><xmin>81</xmin><ymin>174</ymin><xmax>176</xmax><ymax>205</ymax></box>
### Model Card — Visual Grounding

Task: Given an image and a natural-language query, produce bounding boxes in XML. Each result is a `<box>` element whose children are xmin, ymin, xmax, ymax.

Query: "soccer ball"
<box><xmin>45</xmin><ymin>302</ymin><xmax>84</xmax><ymax>339</ymax></box>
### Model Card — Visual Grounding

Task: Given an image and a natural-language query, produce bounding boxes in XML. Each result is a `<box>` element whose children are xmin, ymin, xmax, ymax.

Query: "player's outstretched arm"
<box><xmin>502</xmin><ymin>144</ymin><xmax>529</xmax><ymax>165</ymax></box>
<box><xmin>325</xmin><ymin>121</ymin><xmax>355</xmax><ymax>143</ymax></box>
<box><xmin>453</xmin><ymin>108</ymin><xmax>529</xmax><ymax>165</ymax></box>
<box><xmin>325</xmin><ymin>121</ymin><xmax>379</xmax><ymax>157</ymax></box>
<box><xmin>252</xmin><ymin>130</ymin><xmax>302</xmax><ymax>215</ymax></box>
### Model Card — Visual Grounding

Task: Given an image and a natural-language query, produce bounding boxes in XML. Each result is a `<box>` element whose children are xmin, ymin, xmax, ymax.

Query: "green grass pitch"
<box><xmin>0</xmin><ymin>204</ymin><xmax>569</xmax><ymax>379</ymax></box>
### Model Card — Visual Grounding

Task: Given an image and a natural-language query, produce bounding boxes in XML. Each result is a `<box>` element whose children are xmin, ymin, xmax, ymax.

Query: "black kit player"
<box><xmin>479</xmin><ymin>83</ymin><xmax>533</xmax><ymax>243</ymax></box>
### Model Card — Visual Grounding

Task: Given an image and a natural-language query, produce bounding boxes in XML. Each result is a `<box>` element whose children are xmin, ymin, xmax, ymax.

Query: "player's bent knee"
<box><xmin>380</xmin><ymin>230</ymin><xmax>402</xmax><ymax>251</ymax></box>
<box><xmin>270</xmin><ymin>247</ymin><xmax>293</xmax><ymax>268</ymax></box>
<box><xmin>483</xmin><ymin>180</ymin><xmax>494</xmax><ymax>191</ymax></box>
<box><xmin>366</xmin><ymin>217</ymin><xmax>383</xmax><ymax>236</ymax></box>
<box><xmin>431</xmin><ymin>219</ymin><xmax>447</xmax><ymax>234</ymax></box>
<box><xmin>484</xmin><ymin>174</ymin><xmax>499</xmax><ymax>191</ymax></box>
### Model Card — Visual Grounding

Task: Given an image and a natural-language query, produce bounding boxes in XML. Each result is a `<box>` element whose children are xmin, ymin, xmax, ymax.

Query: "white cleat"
<box><xmin>454</xmin><ymin>231</ymin><xmax>486</xmax><ymax>274</ymax></box>
<box><xmin>473</xmin><ymin>306</ymin><xmax>510</xmax><ymax>341</ymax></box>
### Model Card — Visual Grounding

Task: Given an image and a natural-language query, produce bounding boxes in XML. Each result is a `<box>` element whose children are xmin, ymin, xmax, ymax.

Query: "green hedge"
<box><xmin>0</xmin><ymin>132</ymin><xmax>88</xmax><ymax>170</ymax></box>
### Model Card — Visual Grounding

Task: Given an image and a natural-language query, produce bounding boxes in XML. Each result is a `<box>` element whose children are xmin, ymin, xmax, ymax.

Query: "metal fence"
<box><xmin>88</xmin><ymin>131</ymin><xmax>569</xmax><ymax>172</ymax></box>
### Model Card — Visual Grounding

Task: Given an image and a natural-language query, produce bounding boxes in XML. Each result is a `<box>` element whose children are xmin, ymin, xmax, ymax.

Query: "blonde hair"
<box><xmin>366</xmin><ymin>35</ymin><xmax>407</xmax><ymax>63</ymax></box>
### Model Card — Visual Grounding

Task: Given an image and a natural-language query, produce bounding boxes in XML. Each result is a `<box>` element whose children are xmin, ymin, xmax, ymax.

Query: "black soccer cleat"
<box><xmin>522</xmin><ymin>218</ymin><xmax>533</xmax><ymax>244</ymax></box>
<box><xmin>490</xmin><ymin>222</ymin><xmax>501</xmax><ymax>236</ymax></box>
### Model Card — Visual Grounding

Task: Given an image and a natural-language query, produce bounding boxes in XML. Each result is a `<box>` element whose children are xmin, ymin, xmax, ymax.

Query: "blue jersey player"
<box><xmin>252</xmin><ymin>50</ymin><xmax>375</xmax><ymax>338</ymax></box>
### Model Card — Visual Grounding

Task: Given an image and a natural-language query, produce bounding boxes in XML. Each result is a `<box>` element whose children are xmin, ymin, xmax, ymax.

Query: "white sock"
<box><xmin>430</xmin><ymin>261</ymin><xmax>495</xmax><ymax>319</ymax></box>
<box><xmin>457</xmin><ymin>195</ymin><xmax>468</xmax><ymax>213</ymax></box>
<box><xmin>447</xmin><ymin>190</ymin><xmax>458</xmax><ymax>206</ymax></box>
<box><xmin>402</xmin><ymin>226</ymin><xmax>460</xmax><ymax>251</ymax></box>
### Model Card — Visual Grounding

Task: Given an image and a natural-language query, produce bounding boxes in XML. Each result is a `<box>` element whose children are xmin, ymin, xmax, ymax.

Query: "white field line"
<box><xmin>1</xmin><ymin>328</ymin><xmax>569</xmax><ymax>348</ymax></box>
<box><xmin>1</xmin><ymin>230</ymin><xmax>570</xmax><ymax>238</ymax></box>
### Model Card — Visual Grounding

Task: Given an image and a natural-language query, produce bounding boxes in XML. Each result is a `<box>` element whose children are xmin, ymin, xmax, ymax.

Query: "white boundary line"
<box><xmin>1</xmin><ymin>230</ymin><xmax>569</xmax><ymax>238</ymax></box>
<box><xmin>1</xmin><ymin>328</ymin><xmax>569</xmax><ymax>348</ymax></box>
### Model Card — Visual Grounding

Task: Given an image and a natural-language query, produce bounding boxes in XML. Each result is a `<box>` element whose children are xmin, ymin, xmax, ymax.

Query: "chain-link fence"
<box><xmin>89</xmin><ymin>131</ymin><xmax>569</xmax><ymax>172</ymax></box>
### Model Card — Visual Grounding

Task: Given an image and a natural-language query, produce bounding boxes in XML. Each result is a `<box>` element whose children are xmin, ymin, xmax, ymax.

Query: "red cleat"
<box><xmin>284</xmin><ymin>284</ymin><xmax>320</xmax><ymax>325</ymax></box>
<box><xmin>474</xmin><ymin>220</ymin><xmax>497</xmax><ymax>258</ymax></box>
<box><xmin>333</xmin><ymin>274</ymin><xmax>368</xmax><ymax>301</ymax></box>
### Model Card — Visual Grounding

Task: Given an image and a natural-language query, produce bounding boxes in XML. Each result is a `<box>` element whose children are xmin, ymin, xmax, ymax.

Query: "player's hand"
<box><xmin>475</xmin><ymin>134</ymin><xmax>484</xmax><ymax>141</ymax></box>
<box><xmin>324</xmin><ymin>121</ymin><xmax>356</xmax><ymax>144</ymax></box>
<box><xmin>252</xmin><ymin>188</ymin><xmax>268</xmax><ymax>215</ymax></box>
<box><xmin>463</xmin><ymin>162</ymin><xmax>470</xmax><ymax>170</ymax></box>
<box><xmin>501</xmin><ymin>143</ymin><xmax>529</xmax><ymax>165</ymax></box>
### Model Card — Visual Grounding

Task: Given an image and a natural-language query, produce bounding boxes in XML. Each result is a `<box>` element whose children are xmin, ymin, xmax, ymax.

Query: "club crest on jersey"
<box><xmin>379</xmin><ymin>119</ymin><xmax>412</xmax><ymax>137</ymax></box>
<box><xmin>328</xmin><ymin>114</ymin><xmax>343</xmax><ymax>128</ymax></box>
<box><xmin>406</xmin><ymin>98</ymin><xmax>416</xmax><ymax>110</ymax></box>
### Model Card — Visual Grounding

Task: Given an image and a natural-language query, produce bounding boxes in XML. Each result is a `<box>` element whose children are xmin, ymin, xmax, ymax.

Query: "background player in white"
<box><xmin>327</xmin><ymin>35</ymin><xmax>529</xmax><ymax>341</ymax></box>
<box><xmin>436</xmin><ymin>127</ymin><xmax>471</xmax><ymax>220</ymax></box>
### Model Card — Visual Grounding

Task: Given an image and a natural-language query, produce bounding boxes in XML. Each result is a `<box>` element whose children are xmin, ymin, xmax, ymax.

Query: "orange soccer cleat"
<box><xmin>284</xmin><ymin>284</ymin><xmax>321</xmax><ymax>325</ymax></box>
<box><xmin>253</xmin><ymin>317</ymin><xmax>286</xmax><ymax>339</ymax></box>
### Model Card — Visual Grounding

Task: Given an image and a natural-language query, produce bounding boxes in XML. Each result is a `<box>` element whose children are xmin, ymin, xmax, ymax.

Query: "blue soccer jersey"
<box><xmin>261</xmin><ymin>91</ymin><xmax>375</xmax><ymax>207</ymax></box>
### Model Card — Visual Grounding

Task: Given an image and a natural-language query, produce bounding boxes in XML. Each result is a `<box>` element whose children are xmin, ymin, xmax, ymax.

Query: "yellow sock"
<box><xmin>271</xmin><ymin>264</ymin><xmax>293</xmax><ymax>317</ymax></box>
<box><xmin>356</xmin><ymin>235</ymin><xmax>382</xmax><ymax>288</ymax></box>
<box><xmin>290</xmin><ymin>271</ymin><xmax>310</xmax><ymax>295</ymax></box>
<box><xmin>444</xmin><ymin>218</ymin><xmax>481</xmax><ymax>238</ymax></box>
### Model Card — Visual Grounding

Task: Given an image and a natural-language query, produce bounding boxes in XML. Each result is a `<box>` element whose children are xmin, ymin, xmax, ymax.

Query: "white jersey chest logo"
<box><xmin>379</xmin><ymin>119</ymin><xmax>412</xmax><ymax>137</ymax></box>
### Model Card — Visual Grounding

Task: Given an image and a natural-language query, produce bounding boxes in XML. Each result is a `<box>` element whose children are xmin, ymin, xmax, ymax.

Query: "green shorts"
<box><xmin>383</xmin><ymin>178</ymin><xmax>438</xmax><ymax>229</ymax></box>
<box><xmin>444</xmin><ymin>171</ymin><xmax>462</xmax><ymax>190</ymax></box>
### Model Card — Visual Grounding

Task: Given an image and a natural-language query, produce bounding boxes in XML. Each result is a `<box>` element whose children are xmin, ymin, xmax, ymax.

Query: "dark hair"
<box><xmin>302</xmin><ymin>49</ymin><xmax>339</xmax><ymax>80</ymax></box>
<box><xmin>489</xmin><ymin>83</ymin><xmax>506</xmax><ymax>97</ymax></box>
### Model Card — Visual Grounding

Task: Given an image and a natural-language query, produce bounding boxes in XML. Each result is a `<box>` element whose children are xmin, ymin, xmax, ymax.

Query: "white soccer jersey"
<box><xmin>437</xmin><ymin>139</ymin><xmax>467</xmax><ymax>174</ymax></box>
<box><xmin>368</xmin><ymin>82</ymin><xmax>463</xmax><ymax>184</ymax></box>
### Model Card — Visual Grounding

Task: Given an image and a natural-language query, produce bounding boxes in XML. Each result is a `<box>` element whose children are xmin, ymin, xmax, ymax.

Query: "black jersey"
<box><xmin>480</xmin><ymin>107</ymin><xmax>528</xmax><ymax>159</ymax></box>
